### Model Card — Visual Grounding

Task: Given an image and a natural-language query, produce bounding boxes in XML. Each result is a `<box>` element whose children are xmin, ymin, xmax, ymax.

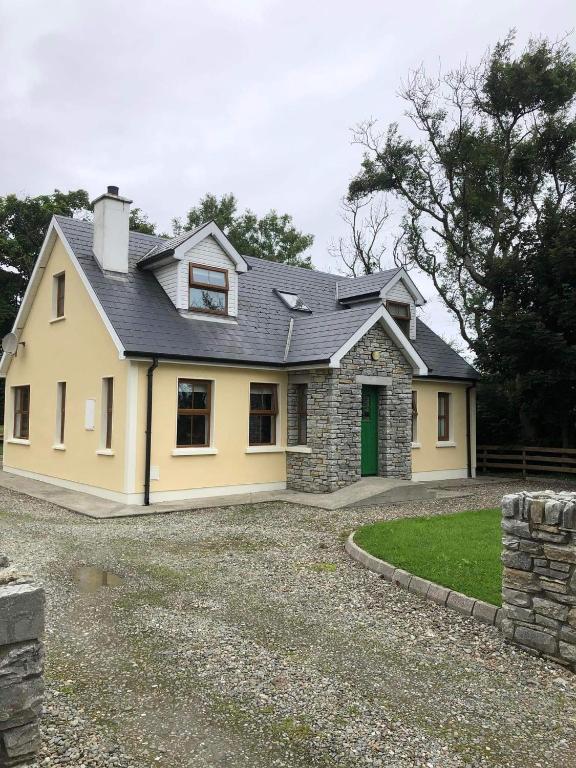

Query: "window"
<box><xmin>277</xmin><ymin>291</ymin><xmax>311</xmax><ymax>312</ymax></box>
<box><xmin>189</xmin><ymin>264</ymin><xmax>228</xmax><ymax>315</ymax></box>
<box><xmin>437</xmin><ymin>392</ymin><xmax>451</xmax><ymax>441</ymax></box>
<box><xmin>102</xmin><ymin>378</ymin><xmax>114</xmax><ymax>449</ymax></box>
<box><xmin>386</xmin><ymin>301</ymin><xmax>410</xmax><ymax>337</ymax></box>
<box><xmin>13</xmin><ymin>386</ymin><xmax>30</xmax><ymax>440</ymax></box>
<box><xmin>56</xmin><ymin>382</ymin><xmax>66</xmax><ymax>445</ymax></box>
<box><xmin>54</xmin><ymin>273</ymin><xmax>65</xmax><ymax>318</ymax></box>
<box><xmin>411</xmin><ymin>391</ymin><xmax>418</xmax><ymax>443</ymax></box>
<box><xmin>296</xmin><ymin>384</ymin><xmax>307</xmax><ymax>445</ymax></box>
<box><xmin>177</xmin><ymin>379</ymin><xmax>211</xmax><ymax>447</ymax></box>
<box><xmin>249</xmin><ymin>384</ymin><xmax>278</xmax><ymax>445</ymax></box>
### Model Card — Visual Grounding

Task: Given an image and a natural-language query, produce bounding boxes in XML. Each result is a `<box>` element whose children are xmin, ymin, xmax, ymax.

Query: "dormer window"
<box><xmin>386</xmin><ymin>301</ymin><xmax>410</xmax><ymax>337</ymax></box>
<box><xmin>276</xmin><ymin>291</ymin><xmax>311</xmax><ymax>312</ymax></box>
<box><xmin>189</xmin><ymin>264</ymin><xmax>228</xmax><ymax>315</ymax></box>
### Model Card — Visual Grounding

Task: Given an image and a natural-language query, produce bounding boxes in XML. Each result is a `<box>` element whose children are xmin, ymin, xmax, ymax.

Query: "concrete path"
<box><xmin>0</xmin><ymin>468</ymin><xmax>500</xmax><ymax>519</ymax></box>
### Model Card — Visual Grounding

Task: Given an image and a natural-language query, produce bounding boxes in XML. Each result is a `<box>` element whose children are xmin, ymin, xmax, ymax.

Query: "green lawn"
<box><xmin>354</xmin><ymin>509</ymin><xmax>502</xmax><ymax>606</ymax></box>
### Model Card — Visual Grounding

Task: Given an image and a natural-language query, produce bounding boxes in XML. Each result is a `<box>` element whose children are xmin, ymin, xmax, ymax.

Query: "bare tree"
<box><xmin>329</xmin><ymin>194</ymin><xmax>389</xmax><ymax>276</ymax></box>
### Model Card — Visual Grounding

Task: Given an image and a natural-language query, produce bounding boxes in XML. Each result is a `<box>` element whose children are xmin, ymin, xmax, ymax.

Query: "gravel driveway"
<box><xmin>1</xmin><ymin>478</ymin><xmax>576</xmax><ymax>768</ymax></box>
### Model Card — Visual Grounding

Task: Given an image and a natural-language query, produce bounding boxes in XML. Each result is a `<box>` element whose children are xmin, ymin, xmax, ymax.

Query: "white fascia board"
<box><xmin>380</xmin><ymin>268</ymin><xmax>426</xmax><ymax>306</ymax></box>
<box><xmin>0</xmin><ymin>217</ymin><xmax>125</xmax><ymax>378</ymax></box>
<box><xmin>329</xmin><ymin>305</ymin><xmax>428</xmax><ymax>375</ymax></box>
<box><xmin>174</xmin><ymin>221</ymin><xmax>248</xmax><ymax>273</ymax></box>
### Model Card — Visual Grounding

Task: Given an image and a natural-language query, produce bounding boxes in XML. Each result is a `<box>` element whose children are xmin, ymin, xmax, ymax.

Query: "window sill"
<box><xmin>52</xmin><ymin>444</ymin><xmax>66</xmax><ymax>451</ymax></box>
<box><xmin>6</xmin><ymin>438</ymin><xmax>30</xmax><ymax>446</ymax></box>
<box><xmin>96</xmin><ymin>449</ymin><xmax>115</xmax><ymax>456</ymax></box>
<box><xmin>285</xmin><ymin>445</ymin><xmax>312</xmax><ymax>454</ymax></box>
<box><xmin>171</xmin><ymin>447</ymin><xmax>218</xmax><ymax>456</ymax></box>
<box><xmin>49</xmin><ymin>316</ymin><xmax>66</xmax><ymax>324</ymax></box>
<box><xmin>411</xmin><ymin>442</ymin><xmax>421</xmax><ymax>449</ymax></box>
<box><xmin>245</xmin><ymin>446</ymin><xmax>285</xmax><ymax>454</ymax></box>
<box><xmin>436</xmin><ymin>441</ymin><xmax>457</xmax><ymax>448</ymax></box>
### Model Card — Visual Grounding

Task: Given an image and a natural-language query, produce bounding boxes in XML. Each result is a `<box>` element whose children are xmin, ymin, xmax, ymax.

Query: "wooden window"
<box><xmin>103</xmin><ymin>378</ymin><xmax>114</xmax><ymax>449</ymax></box>
<box><xmin>13</xmin><ymin>386</ymin><xmax>30</xmax><ymax>440</ymax></box>
<box><xmin>437</xmin><ymin>392</ymin><xmax>451</xmax><ymax>441</ymax></box>
<box><xmin>55</xmin><ymin>273</ymin><xmax>65</xmax><ymax>318</ymax></box>
<box><xmin>189</xmin><ymin>264</ymin><xmax>228</xmax><ymax>315</ymax></box>
<box><xmin>57</xmin><ymin>382</ymin><xmax>66</xmax><ymax>445</ymax></box>
<box><xmin>386</xmin><ymin>301</ymin><xmax>410</xmax><ymax>337</ymax></box>
<box><xmin>296</xmin><ymin>384</ymin><xmax>307</xmax><ymax>445</ymax></box>
<box><xmin>177</xmin><ymin>379</ymin><xmax>211</xmax><ymax>447</ymax></box>
<box><xmin>411</xmin><ymin>391</ymin><xmax>418</xmax><ymax>443</ymax></box>
<box><xmin>249</xmin><ymin>384</ymin><xmax>278</xmax><ymax>445</ymax></box>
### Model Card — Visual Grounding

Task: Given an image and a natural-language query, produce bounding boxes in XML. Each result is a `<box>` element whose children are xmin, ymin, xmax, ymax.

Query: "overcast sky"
<box><xmin>0</xmin><ymin>0</ymin><xmax>573</xmax><ymax>348</ymax></box>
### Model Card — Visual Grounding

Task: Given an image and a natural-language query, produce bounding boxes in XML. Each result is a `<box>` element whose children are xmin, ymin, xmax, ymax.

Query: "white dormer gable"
<box><xmin>380</xmin><ymin>270</ymin><xmax>425</xmax><ymax>341</ymax></box>
<box><xmin>141</xmin><ymin>222</ymin><xmax>248</xmax><ymax>320</ymax></box>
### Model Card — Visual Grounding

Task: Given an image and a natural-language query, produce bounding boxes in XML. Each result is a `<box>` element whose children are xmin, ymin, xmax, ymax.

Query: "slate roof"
<box><xmin>140</xmin><ymin>221</ymin><xmax>210</xmax><ymax>263</ymax></box>
<box><xmin>55</xmin><ymin>216</ymin><xmax>479</xmax><ymax>378</ymax></box>
<box><xmin>336</xmin><ymin>269</ymin><xmax>400</xmax><ymax>300</ymax></box>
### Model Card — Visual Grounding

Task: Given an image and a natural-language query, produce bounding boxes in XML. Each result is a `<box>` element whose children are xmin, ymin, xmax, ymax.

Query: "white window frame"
<box><xmin>436</xmin><ymin>391</ymin><xmax>456</xmax><ymax>447</ymax></box>
<box><xmin>97</xmin><ymin>376</ymin><xmax>115</xmax><ymax>455</ymax></box>
<box><xmin>50</xmin><ymin>271</ymin><xmax>66</xmax><ymax>322</ymax></box>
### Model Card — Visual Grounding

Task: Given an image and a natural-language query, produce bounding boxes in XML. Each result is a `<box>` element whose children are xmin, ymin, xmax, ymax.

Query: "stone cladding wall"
<box><xmin>286</xmin><ymin>324</ymin><xmax>412</xmax><ymax>492</ymax></box>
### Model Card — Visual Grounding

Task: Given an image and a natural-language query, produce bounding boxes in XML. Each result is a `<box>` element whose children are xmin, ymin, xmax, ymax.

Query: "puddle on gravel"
<box><xmin>74</xmin><ymin>566</ymin><xmax>125</xmax><ymax>593</ymax></box>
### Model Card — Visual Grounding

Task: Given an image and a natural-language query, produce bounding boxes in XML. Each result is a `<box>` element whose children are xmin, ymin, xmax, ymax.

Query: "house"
<box><xmin>0</xmin><ymin>186</ymin><xmax>479</xmax><ymax>505</ymax></box>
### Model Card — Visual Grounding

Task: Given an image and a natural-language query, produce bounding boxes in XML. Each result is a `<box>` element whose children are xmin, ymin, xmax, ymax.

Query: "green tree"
<box><xmin>129</xmin><ymin>207</ymin><xmax>157</xmax><ymax>235</ymax></box>
<box><xmin>0</xmin><ymin>189</ymin><xmax>91</xmax><ymax>337</ymax></box>
<box><xmin>349</xmin><ymin>33</ymin><xmax>576</xmax><ymax>444</ymax></box>
<box><xmin>180</xmin><ymin>193</ymin><xmax>314</xmax><ymax>268</ymax></box>
<box><xmin>349</xmin><ymin>33</ymin><xmax>576</xmax><ymax>349</ymax></box>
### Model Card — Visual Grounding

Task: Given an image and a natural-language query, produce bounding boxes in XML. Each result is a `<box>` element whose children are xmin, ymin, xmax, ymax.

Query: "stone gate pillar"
<box><xmin>501</xmin><ymin>491</ymin><xmax>576</xmax><ymax>669</ymax></box>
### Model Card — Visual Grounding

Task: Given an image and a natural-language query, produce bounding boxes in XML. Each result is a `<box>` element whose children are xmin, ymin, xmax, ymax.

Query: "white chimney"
<box><xmin>91</xmin><ymin>185</ymin><xmax>132</xmax><ymax>273</ymax></box>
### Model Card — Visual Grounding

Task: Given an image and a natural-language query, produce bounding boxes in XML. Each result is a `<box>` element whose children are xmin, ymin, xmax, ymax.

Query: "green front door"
<box><xmin>361</xmin><ymin>386</ymin><xmax>378</xmax><ymax>476</ymax></box>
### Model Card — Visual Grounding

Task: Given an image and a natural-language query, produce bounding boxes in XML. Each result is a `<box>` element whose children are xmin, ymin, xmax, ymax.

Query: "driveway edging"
<box><xmin>345</xmin><ymin>532</ymin><xmax>502</xmax><ymax>628</ymax></box>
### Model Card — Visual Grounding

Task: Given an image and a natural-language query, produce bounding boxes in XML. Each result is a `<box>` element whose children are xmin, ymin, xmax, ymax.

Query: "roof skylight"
<box><xmin>276</xmin><ymin>291</ymin><xmax>311</xmax><ymax>312</ymax></box>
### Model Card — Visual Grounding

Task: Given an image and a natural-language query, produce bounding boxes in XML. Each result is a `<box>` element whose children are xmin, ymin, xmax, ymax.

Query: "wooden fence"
<box><xmin>477</xmin><ymin>445</ymin><xmax>576</xmax><ymax>477</ymax></box>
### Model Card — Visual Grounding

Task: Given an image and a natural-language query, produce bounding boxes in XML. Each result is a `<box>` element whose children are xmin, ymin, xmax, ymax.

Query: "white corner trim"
<box><xmin>329</xmin><ymin>305</ymin><xmax>428</xmax><ymax>376</ymax></box>
<box><xmin>411</xmin><ymin>442</ymin><xmax>421</xmax><ymax>449</ymax></box>
<box><xmin>6</xmin><ymin>438</ymin><xmax>30</xmax><ymax>446</ymax></box>
<box><xmin>245</xmin><ymin>445</ymin><xmax>286</xmax><ymax>454</ymax></box>
<box><xmin>171</xmin><ymin>447</ymin><xmax>219</xmax><ymax>456</ymax></box>
<box><xmin>52</xmin><ymin>444</ymin><xmax>66</xmax><ymax>451</ymax></box>
<box><xmin>356</xmin><ymin>375</ymin><xmax>392</xmax><ymax>386</ymax></box>
<box><xmin>49</xmin><ymin>316</ymin><xmax>66</xmax><ymax>324</ymax></box>
<box><xmin>123</xmin><ymin>362</ymin><xmax>139</xmax><ymax>494</ymax></box>
<box><xmin>172</xmin><ymin>222</ymin><xmax>248</xmax><ymax>273</ymax></box>
<box><xmin>412</xmin><ymin>468</ymin><xmax>469</xmax><ymax>481</ymax></box>
<box><xmin>380</xmin><ymin>268</ymin><xmax>426</xmax><ymax>306</ymax></box>
<box><xmin>96</xmin><ymin>448</ymin><xmax>115</xmax><ymax>456</ymax></box>
<box><xmin>285</xmin><ymin>445</ymin><xmax>312</xmax><ymax>454</ymax></box>
<box><xmin>436</xmin><ymin>441</ymin><xmax>457</xmax><ymax>448</ymax></box>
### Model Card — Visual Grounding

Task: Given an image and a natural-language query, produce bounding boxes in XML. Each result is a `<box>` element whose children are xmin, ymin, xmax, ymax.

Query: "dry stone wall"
<box><xmin>0</xmin><ymin>556</ymin><xmax>45</xmax><ymax>767</ymax></box>
<box><xmin>501</xmin><ymin>491</ymin><xmax>576</xmax><ymax>669</ymax></box>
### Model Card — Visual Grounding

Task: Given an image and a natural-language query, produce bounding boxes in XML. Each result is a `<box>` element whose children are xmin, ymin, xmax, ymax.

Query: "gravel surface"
<box><xmin>1</xmin><ymin>478</ymin><xmax>576</xmax><ymax>767</ymax></box>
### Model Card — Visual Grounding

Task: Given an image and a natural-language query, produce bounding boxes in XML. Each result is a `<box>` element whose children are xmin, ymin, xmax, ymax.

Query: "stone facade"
<box><xmin>0</xmin><ymin>557</ymin><xmax>45</xmax><ymax>767</ymax></box>
<box><xmin>286</xmin><ymin>323</ymin><xmax>412</xmax><ymax>492</ymax></box>
<box><xmin>501</xmin><ymin>491</ymin><xmax>576</xmax><ymax>669</ymax></box>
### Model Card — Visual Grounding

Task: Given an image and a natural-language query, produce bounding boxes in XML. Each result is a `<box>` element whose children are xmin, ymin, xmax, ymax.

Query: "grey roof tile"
<box><xmin>336</xmin><ymin>269</ymin><xmax>400</xmax><ymax>300</ymax></box>
<box><xmin>54</xmin><ymin>216</ymin><xmax>478</xmax><ymax>378</ymax></box>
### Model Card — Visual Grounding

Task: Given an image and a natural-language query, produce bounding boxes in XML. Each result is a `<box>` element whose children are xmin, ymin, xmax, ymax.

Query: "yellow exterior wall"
<box><xmin>131</xmin><ymin>363</ymin><xmax>288</xmax><ymax>496</ymax></box>
<box><xmin>3</xmin><ymin>237</ymin><xmax>127</xmax><ymax>493</ymax></box>
<box><xmin>411</xmin><ymin>379</ymin><xmax>474</xmax><ymax>476</ymax></box>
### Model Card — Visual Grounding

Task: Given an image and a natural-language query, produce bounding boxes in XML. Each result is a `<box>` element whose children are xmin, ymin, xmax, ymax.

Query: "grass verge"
<box><xmin>354</xmin><ymin>509</ymin><xmax>502</xmax><ymax>606</ymax></box>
